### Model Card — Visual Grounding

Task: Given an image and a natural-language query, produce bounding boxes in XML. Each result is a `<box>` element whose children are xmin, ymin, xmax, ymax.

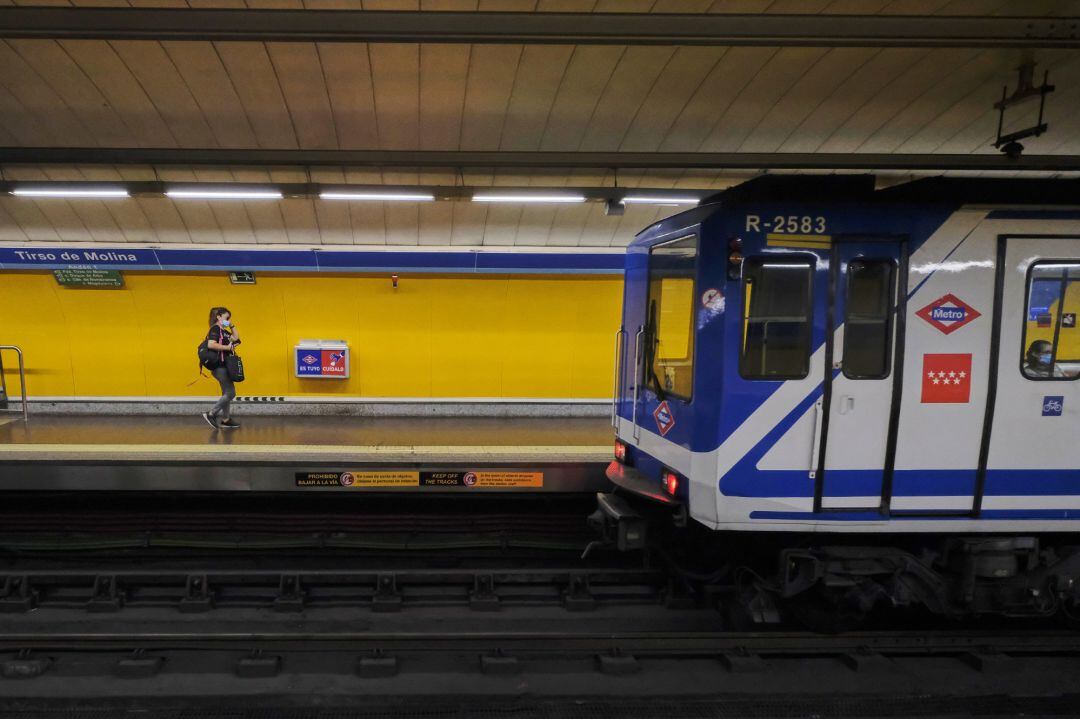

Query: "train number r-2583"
<box><xmin>745</xmin><ymin>215</ymin><xmax>827</xmax><ymax>234</ymax></box>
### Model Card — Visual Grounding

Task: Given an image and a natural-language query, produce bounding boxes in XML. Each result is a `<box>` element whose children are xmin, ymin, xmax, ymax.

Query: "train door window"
<box><xmin>740</xmin><ymin>257</ymin><xmax>813</xmax><ymax>380</ymax></box>
<box><xmin>842</xmin><ymin>259</ymin><xmax>895</xmax><ymax>379</ymax></box>
<box><xmin>646</xmin><ymin>234</ymin><xmax>698</xmax><ymax>400</ymax></box>
<box><xmin>1022</xmin><ymin>261</ymin><xmax>1080</xmax><ymax>380</ymax></box>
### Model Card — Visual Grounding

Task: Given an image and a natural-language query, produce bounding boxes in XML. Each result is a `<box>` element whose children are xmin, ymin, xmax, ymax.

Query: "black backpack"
<box><xmin>197</xmin><ymin>339</ymin><xmax>220</xmax><ymax>371</ymax></box>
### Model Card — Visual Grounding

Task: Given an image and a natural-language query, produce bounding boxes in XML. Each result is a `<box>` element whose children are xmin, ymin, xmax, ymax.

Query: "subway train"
<box><xmin>602</xmin><ymin>175</ymin><xmax>1080</xmax><ymax>626</ymax></box>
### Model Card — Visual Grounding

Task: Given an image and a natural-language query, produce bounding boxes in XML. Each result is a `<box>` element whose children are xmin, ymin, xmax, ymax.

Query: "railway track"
<box><xmin>1</xmin><ymin>560</ymin><xmax>1079</xmax><ymax>715</ymax></box>
<box><xmin>1</xmin><ymin>627</ymin><xmax>1079</xmax><ymax>657</ymax></box>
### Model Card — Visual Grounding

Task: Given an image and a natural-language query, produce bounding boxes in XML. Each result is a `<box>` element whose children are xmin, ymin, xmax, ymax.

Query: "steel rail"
<box><xmin>0</xmin><ymin>8</ymin><xmax>1076</xmax><ymax>48</ymax></box>
<box><xmin>0</xmin><ymin>629</ymin><xmax>1077</xmax><ymax>656</ymax></box>
<box><xmin>3</xmin><ymin>147</ymin><xmax>1080</xmax><ymax>172</ymax></box>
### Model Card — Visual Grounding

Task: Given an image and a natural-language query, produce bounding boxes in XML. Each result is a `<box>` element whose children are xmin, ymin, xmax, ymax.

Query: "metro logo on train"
<box><xmin>653</xmin><ymin>401</ymin><xmax>675</xmax><ymax>436</ymax></box>
<box><xmin>915</xmin><ymin>294</ymin><xmax>982</xmax><ymax>335</ymax></box>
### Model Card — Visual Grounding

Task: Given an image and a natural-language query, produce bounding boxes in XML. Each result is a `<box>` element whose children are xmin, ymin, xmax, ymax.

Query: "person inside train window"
<box><xmin>202</xmin><ymin>307</ymin><xmax>241</xmax><ymax>429</ymax></box>
<box><xmin>1024</xmin><ymin>340</ymin><xmax>1067</xmax><ymax>378</ymax></box>
<box><xmin>1023</xmin><ymin>262</ymin><xmax>1080</xmax><ymax>380</ymax></box>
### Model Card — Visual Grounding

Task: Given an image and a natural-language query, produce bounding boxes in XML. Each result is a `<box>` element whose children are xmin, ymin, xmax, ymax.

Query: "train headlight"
<box><xmin>663</xmin><ymin>469</ymin><xmax>679</xmax><ymax>496</ymax></box>
<box><xmin>727</xmin><ymin>237</ymin><xmax>744</xmax><ymax>280</ymax></box>
<box><xmin>614</xmin><ymin>440</ymin><xmax>630</xmax><ymax>464</ymax></box>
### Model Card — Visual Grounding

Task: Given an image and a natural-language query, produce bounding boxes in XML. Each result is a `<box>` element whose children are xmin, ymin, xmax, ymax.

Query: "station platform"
<box><xmin>0</xmin><ymin>415</ymin><xmax>613</xmax><ymax>493</ymax></box>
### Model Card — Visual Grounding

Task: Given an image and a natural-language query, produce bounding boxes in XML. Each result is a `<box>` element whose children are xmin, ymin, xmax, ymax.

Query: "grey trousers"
<box><xmin>211</xmin><ymin>366</ymin><xmax>235</xmax><ymax>419</ymax></box>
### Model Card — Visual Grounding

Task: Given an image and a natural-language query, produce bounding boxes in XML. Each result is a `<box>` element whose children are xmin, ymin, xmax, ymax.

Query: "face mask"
<box><xmin>1038</xmin><ymin>352</ymin><xmax>1052</xmax><ymax>365</ymax></box>
<box><xmin>221</xmin><ymin>319</ymin><xmax>231</xmax><ymax>328</ymax></box>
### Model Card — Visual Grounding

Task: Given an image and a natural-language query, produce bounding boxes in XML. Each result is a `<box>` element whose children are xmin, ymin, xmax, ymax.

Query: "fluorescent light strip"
<box><xmin>12</xmin><ymin>188</ymin><xmax>129</xmax><ymax>198</ymax></box>
<box><xmin>621</xmin><ymin>196</ymin><xmax>700</xmax><ymax>205</ymax></box>
<box><xmin>320</xmin><ymin>192</ymin><xmax>434</xmax><ymax>202</ymax></box>
<box><xmin>166</xmin><ymin>189</ymin><xmax>283</xmax><ymax>200</ymax></box>
<box><xmin>472</xmin><ymin>194</ymin><xmax>585</xmax><ymax>204</ymax></box>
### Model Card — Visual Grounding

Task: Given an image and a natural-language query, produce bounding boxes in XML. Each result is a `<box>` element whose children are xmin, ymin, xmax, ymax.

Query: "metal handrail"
<box><xmin>611</xmin><ymin>327</ymin><xmax>625</xmax><ymax>428</ymax></box>
<box><xmin>631</xmin><ymin>327</ymin><xmax>644</xmax><ymax>441</ymax></box>
<box><xmin>0</xmin><ymin>345</ymin><xmax>28</xmax><ymax>423</ymax></box>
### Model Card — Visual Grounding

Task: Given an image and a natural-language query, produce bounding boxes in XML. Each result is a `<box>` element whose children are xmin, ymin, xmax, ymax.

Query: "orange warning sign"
<box><xmin>296</xmin><ymin>470</ymin><xmax>543</xmax><ymax>488</ymax></box>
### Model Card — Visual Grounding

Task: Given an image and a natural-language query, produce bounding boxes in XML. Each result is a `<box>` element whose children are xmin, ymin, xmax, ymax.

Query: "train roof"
<box><xmin>632</xmin><ymin>175</ymin><xmax>1080</xmax><ymax>246</ymax></box>
<box><xmin>699</xmin><ymin>174</ymin><xmax>1080</xmax><ymax>206</ymax></box>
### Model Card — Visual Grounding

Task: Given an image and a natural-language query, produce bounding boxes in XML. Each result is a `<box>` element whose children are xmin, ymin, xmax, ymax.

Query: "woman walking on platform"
<box><xmin>202</xmin><ymin>306</ymin><xmax>241</xmax><ymax>430</ymax></box>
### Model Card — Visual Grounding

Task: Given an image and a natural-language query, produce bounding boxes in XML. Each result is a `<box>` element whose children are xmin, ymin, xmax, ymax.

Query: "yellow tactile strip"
<box><xmin>0</xmin><ymin>444</ymin><xmax>612</xmax><ymax>464</ymax></box>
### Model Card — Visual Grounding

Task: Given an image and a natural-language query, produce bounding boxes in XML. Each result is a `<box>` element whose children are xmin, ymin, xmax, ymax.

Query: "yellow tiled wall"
<box><xmin>0</xmin><ymin>271</ymin><xmax>623</xmax><ymax>399</ymax></box>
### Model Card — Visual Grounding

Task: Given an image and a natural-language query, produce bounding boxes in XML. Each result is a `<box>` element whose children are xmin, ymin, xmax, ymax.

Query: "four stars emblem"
<box><xmin>926</xmin><ymin>370</ymin><xmax>966</xmax><ymax>385</ymax></box>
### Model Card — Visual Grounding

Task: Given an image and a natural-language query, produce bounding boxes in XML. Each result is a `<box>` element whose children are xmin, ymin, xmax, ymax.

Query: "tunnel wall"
<box><xmin>0</xmin><ymin>271</ymin><xmax>622</xmax><ymax>400</ymax></box>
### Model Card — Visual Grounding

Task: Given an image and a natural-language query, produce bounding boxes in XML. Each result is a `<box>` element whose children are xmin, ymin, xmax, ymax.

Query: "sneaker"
<box><xmin>202</xmin><ymin>412</ymin><xmax>219</xmax><ymax>429</ymax></box>
<box><xmin>220</xmin><ymin>419</ymin><xmax>241</xmax><ymax>429</ymax></box>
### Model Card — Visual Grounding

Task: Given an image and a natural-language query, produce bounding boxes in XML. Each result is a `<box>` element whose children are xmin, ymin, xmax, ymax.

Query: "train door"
<box><xmin>983</xmin><ymin>236</ymin><xmax>1080</xmax><ymax>513</ymax></box>
<box><xmin>817</xmin><ymin>238</ymin><xmax>906</xmax><ymax>511</ymax></box>
<box><xmin>633</xmin><ymin>234</ymin><xmax>697</xmax><ymax>442</ymax></box>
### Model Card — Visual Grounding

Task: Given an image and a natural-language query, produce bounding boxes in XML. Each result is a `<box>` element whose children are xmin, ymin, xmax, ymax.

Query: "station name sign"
<box><xmin>15</xmin><ymin>250</ymin><xmax>139</xmax><ymax>264</ymax></box>
<box><xmin>0</xmin><ymin>246</ymin><xmax>623</xmax><ymax>275</ymax></box>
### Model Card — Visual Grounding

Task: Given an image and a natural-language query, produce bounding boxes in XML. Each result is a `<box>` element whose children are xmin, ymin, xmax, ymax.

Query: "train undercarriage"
<box><xmin>591</xmin><ymin>491</ymin><xmax>1080</xmax><ymax>632</ymax></box>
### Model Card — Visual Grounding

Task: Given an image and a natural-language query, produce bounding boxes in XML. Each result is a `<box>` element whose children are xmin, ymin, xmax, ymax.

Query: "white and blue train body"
<box><xmin>609</xmin><ymin>176</ymin><xmax>1080</xmax><ymax>538</ymax></box>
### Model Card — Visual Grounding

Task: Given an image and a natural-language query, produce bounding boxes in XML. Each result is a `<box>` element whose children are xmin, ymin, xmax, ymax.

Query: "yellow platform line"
<box><xmin>0</xmin><ymin>444</ymin><xmax>612</xmax><ymax>463</ymax></box>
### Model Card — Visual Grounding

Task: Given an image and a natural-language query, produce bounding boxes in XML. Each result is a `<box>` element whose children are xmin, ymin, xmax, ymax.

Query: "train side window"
<box><xmin>740</xmin><ymin>257</ymin><xmax>813</xmax><ymax>380</ymax></box>
<box><xmin>646</xmin><ymin>234</ymin><xmax>698</xmax><ymax>400</ymax></box>
<box><xmin>842</xmin><ymin>259</ymin><xmax>895</xmax><ymax>379</ymax></box>
<box><xmin>1022</xmin><ymin>261</ymin><xmax>1080</xmax><ymax>380</ymax></box>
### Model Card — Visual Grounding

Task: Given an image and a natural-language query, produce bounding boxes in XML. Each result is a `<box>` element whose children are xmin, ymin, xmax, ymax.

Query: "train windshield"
<box><xmin>740</xmin><ymin>257</ymin><xmax>813</xmax><ymax>379</ymax></box>
<box><xmin>645</xmin><ymin>234</ymin><xmax>698</xmax><ymax>400</ymax></box>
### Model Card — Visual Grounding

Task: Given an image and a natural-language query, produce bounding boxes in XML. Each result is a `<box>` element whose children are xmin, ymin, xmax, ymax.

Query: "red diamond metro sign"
<box><xmin>915</xmin><ymin>293</ymin><xmax>981</xmax><ymax>335</ymax></box>
<box><xmin>653</xmin><ymin>401</ymin><xmax>675</xmax><ymax>437</ymax></box>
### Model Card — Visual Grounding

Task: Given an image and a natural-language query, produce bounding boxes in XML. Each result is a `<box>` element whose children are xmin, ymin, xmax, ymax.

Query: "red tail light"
<box><xmin>614</xmin><ymin>440</ymin><xmax>628</xmax><ymax>463</ymax></box>
<box><xmin>663</xmin><ymin>470</ymin><xmax>679</xmax><ymax>496</ymax></box>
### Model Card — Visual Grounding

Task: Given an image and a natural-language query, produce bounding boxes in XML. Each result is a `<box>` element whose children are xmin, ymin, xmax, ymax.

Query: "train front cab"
<box><xmin>603</xmin><ymin>181</ymin><xmax>1080</xmax><ymax>623</ymax></box>
<box><xmin>606</xmin><ymin>199</ymin><xmax>945</xmax><ymax>527</ymax></box>
<box><xmin>607</xmin><ymin>203</ymin><xmax>721</xmax><ymax>517</ymax></box>
<box><xmin>609</xmin><ymin>192</ymin><xmax>1080</xmax><ymax>533</ymax></box>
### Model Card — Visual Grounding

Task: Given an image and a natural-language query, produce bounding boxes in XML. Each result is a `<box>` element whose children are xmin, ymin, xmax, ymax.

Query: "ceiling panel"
<box><xmin>738</xmin><ymin>47</ymin><xmax>879</xmax><ymax>153</ymax></box>
<box><xmin>417</xmin><ymin>44</ymin><xmax>469</xmax><ymax>150</ymax></box>
<box><xmin>0</xmin><ymin>42</ymin><xmax>93</xmax><ymax>146</ymax></box>
<box><xmin>459</xmin><ymin>44</ymin><xmax>522</xmax><ymax>150</ymax></box>
<box><xmin>578</xmin><ymin>46</ymin><xmax>677</xmax><ymax>151</ymax></box>
<box><xmin>160</xmin><ymin>41</ymin><xmax>260</xmax><ymax>147</ymax></box>
<box><xmin>535</xmin><ymin>45</ymin><xmax>619</xmax><ymax>151</ymax></box>
<box><xmin>0</xmin><ymin>4</ymin><xmax>1077</xmax><ymax>248</ymax></box>
<box><xmin>774</xmin><ymin>48</ymin><xmax>920</xmax><ymax>153</ymax></box>
<box><xmin>500</xmin><ymin>44</ymin><xmax>574</xmax><ymax>151</ymax></box>
<box><xmin>0</xmin><ymin>39</ymin><xmax>1072</xmax><ymax>157</ymax></box>
<box><xmin>111</xmin><ymin>40</ymin><xmax>218</xmax><ymax>148</ymax></box>
<box><xmin>370</xmin><ymin>43</ymin><xmax>420</xmax><ymax>150</ymax></box>
<box><xmin>267</xmin><ymin>42</ymin><xmax>339</xmax><ymax>150</ymax></box>
<box><xmin>618</xmin><ymin>45</ymin><xmax>727</xmax><ymax>152</ymax></box>
<box><xmin>658</xmin><ymin>46</ymin><xmax>774</xmax><ymax>152</ymax></box>
<box><xmin>214</xmin><ymin>41</ymin><xmax>298</xmax><ymax>148</ymax></box>
<box><xmin>321</xmin><ymin>43</ymin><xmax>380</xmax><ymax>149</ymax></box>
<box><xmin>62</xmin><ymin>39</ymin><xmax>178</xmax><ymax>147</ymax></box>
